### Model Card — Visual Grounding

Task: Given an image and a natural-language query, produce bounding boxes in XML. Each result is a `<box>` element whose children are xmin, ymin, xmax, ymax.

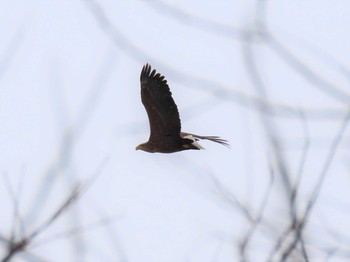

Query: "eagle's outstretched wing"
<box><xmin>140</xmin><ymin>64</ymin><xmax>182</xmax><ymax>144</ymax></box>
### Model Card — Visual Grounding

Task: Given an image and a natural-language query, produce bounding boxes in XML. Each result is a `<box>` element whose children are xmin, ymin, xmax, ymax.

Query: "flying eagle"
<box><xmin>136</xmin><ymin>64</ymin><xmax>229</xmax><ymax>153</ymax></box>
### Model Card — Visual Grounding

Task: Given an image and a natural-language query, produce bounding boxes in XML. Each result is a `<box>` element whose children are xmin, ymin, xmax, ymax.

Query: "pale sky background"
<box><xmin>0</xmin><ymin>1</ymin><xmax>350</xmax><ymax>261</ymax></box>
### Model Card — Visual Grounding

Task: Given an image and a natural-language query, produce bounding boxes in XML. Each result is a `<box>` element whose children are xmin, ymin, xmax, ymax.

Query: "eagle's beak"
<box><xmin>135</xmin><ymin>145</ymin><xmax>141</xmax><ymax>150</ymax></box>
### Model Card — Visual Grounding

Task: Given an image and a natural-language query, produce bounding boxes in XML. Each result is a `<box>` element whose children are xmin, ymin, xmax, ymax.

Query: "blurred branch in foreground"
<box><xmin>1</xmin><ymin>159</ymin><xmax>110</xmax><ymax>262</ymax></box>
<box><xmin>148</xmin><ymin>0</ymin><xmax>350</xmax><ymax>105</ymax></box>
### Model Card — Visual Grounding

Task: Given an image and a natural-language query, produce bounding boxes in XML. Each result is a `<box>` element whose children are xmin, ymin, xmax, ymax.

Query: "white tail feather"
<box><xmin>181</xmin><ymin>132</ymin><xmax>230</xmax><ymax>148</ymax></box>
<box><xmin>183</xmin><ymin>134</ymin><xmax>205</xmax><ymax>150</ymax></box>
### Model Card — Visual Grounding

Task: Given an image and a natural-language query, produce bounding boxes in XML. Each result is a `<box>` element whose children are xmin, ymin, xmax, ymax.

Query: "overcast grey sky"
<box><xmin>0</xmin><ymin>1</ymin><xmax>350</xmax><ymax>261</ymax></box>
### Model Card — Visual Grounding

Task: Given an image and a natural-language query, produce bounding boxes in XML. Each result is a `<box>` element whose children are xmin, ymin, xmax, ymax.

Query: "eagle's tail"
<box><xmin>181</xmin><ymin>132</ymin><xmax>230</xmax><ymax>148</ymax></box>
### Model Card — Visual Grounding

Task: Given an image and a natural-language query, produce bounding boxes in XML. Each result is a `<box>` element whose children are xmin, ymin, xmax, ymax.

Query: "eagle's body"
<box><xmin>136</xmin><ymin>64</ymin><xmax>229</xmax><ymax>153</ymax></box>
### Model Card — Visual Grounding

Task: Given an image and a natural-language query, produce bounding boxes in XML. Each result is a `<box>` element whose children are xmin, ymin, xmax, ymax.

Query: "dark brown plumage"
<box><xmin>136</xmin><ymin>64</ymin><xmax>229</xmax><ymax>153</ymax></box>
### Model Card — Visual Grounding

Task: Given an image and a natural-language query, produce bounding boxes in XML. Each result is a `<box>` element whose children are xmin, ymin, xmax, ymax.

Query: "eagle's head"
<box><xmin>135</xmin><ymin>142</ymin><xmax>155</xmax><ymax>153</ymax></box>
